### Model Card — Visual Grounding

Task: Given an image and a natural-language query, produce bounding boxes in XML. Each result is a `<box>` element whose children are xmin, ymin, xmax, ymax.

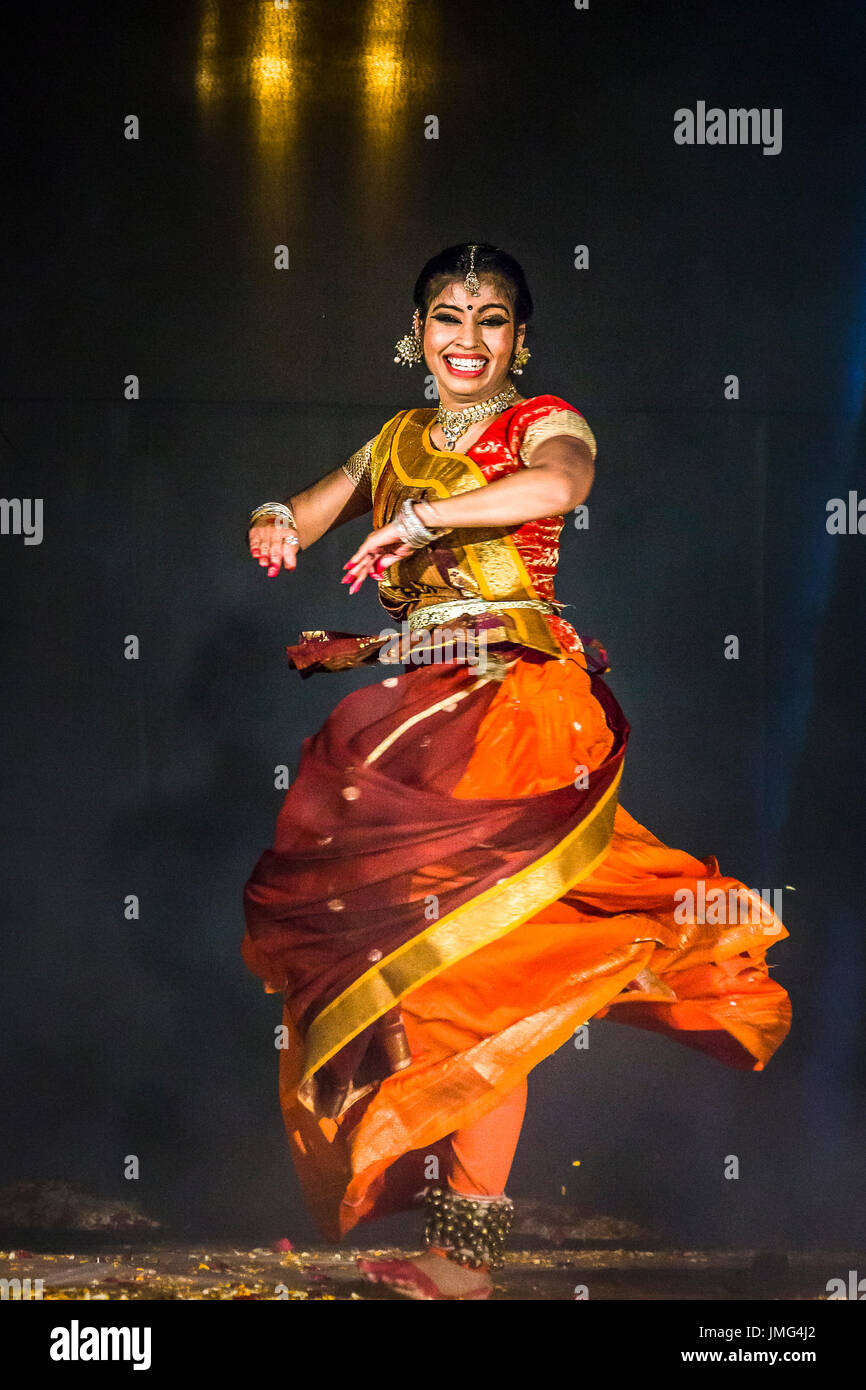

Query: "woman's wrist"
<box><xmin>250</xmin><ymin>499</ymin><xmax>297</xmax><ymax>530</ymax></box>
<box><xmin>392</xmin><ymin>498</ymin><xmax>451</xmax><ymax>550</ymax></box>
<box><xmin>414</xmin><ymin>498</ymin><xmax>449</xmax><ymax>531</ymax></box>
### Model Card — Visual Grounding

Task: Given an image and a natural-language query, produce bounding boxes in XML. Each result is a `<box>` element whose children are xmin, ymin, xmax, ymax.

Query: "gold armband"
<box><xmin>342</xmin><ymin>438</ymin><xmax>375</xmax><ymax>489</ymax></box>
<box><xmin>520</xmin><ymin>410</ymin><xmax>597</xmax><ymax>464</ymax></box>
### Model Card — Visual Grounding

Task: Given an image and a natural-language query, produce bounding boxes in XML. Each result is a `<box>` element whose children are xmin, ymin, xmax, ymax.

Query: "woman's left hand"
<box><xmin>342</xmin><ymin>522</ymin><xmax>414</xmax><ymax>594</ymax></box>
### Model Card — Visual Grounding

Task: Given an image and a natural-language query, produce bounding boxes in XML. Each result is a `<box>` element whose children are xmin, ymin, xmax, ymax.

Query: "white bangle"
<box><xmin>394</xmin><ymin>498</ymin><xmax>451</xmax><ymax>549</ymax></box>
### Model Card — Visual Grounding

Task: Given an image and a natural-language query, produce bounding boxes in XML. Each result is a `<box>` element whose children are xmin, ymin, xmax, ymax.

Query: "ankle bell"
<box><xmin>422</xmin><ymin>1185</ymin><xmax>515</xmax><ymax>1270</ymax></box>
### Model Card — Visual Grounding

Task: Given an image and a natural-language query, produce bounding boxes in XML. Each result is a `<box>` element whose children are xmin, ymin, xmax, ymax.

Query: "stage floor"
<box><xmin>2</xmin><ymin>1243</ymin><xmax>859</xmax><ymax>1301</ymax></box>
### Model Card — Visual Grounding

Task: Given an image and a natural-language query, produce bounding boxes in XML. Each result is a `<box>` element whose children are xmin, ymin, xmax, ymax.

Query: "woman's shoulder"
<box><xmin>511</xmin><ymin>392</ymin><xmax>587</xmax><ymax>421</ymax></box>
<box><xmin>365</xmin><ymin>406</ymin><xmax>428</xmax><ymax>447</ymax></box>
<box><xmin>375</xmin><ymin>405</ymin><xmax>441</xmax><ymax>440</ymax></box>
<box><xmin>379</xmin><ymin>405</ymin><xmax>426</xmax><ymax>428</ymax></box>
<box><xmin>507</xmin><ymin>394</ymin><xmax>597</xmax><ymax>462</ymax></box>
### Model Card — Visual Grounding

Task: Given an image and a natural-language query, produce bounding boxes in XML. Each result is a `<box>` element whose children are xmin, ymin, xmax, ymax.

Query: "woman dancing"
<box><xmin>242</xmin><ymin>243</ymin><xmax>791</xmax><ymax>1300</ymax></box>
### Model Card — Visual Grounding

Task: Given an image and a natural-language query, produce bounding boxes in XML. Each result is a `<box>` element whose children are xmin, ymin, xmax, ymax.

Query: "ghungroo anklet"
<box><xmin>423</xmin><ymin>1185</ymin><xmax>515</xmax><ymax>1270</ymax></box>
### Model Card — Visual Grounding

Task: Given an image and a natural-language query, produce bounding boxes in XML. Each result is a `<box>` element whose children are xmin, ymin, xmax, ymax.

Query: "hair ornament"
<box><xmin>463</xmin><ymin>244</ymin><xmax>482</xmax><ymax>298</ymax></box>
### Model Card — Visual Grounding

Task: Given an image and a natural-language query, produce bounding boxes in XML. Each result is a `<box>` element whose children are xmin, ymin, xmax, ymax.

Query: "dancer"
<box><xmin>242</xmin><ymin>243</ymin><xmax>791</xmax><ymax>1300</ymax></box>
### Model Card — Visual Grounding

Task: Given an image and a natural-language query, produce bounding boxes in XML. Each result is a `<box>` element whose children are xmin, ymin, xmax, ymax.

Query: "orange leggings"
<box><xmin>447</xmin><ymin>1078</ymin><xmax>528</xmax><ymax>1197</ymax></box>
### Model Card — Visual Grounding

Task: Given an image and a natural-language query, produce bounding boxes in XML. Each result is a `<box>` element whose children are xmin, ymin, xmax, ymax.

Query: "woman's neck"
<box><xmin>435</xmin><ymin>378</ymin><xmax>517</xmax><ymax>412</ymax></box>
<box><xmin>427</xmin><ymin>389</ymin><xmax>527</xmax><ymax>453</ymax></box>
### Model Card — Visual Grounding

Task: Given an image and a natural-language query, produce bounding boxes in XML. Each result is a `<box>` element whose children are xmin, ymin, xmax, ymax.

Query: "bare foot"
<box><xmin>357</xmin><ymin>1247</ymin><xmax>493</xmax><ymax>1300</ymax></box>
<box><xmin>410</xmin><ymin>1247</ymin><xmax>493</xmax><ymax>1297</ymax></box>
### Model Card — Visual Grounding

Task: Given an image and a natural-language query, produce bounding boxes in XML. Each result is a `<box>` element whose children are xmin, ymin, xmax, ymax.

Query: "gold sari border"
<box><xmin>299</xmin><ymin>760</ymin><xmax>624</xmax><ymax>1086</ymax></box>
<box><xmin>380</xmin><ymin>410</ymin><xmax>564</xmax><ymax>661</ymax></box>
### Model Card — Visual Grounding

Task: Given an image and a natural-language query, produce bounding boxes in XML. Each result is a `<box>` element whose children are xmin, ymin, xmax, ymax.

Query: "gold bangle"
<box><xmin>249</xmin><ymin>501</ymin><xmax>297</xmax><ymax>530</ymax></box>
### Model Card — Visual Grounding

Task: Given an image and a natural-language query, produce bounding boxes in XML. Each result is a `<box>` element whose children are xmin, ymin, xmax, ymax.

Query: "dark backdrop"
<box><xmin>2</xmin><ymin>0</ymin><xmax>864</xmax><ymax>1248</ymax></box>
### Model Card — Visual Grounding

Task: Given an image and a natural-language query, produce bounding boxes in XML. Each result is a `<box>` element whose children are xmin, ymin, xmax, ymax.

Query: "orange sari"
<box><xmin>242</xmin><ymin>395</ymin><xmax>791</xmax><ymax>1241</ymax></box>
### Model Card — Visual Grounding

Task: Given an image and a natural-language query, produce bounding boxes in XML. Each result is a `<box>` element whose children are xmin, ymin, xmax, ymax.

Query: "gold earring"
<box><xmin>394</xmin><ymin>308</ymin><xmax>424</xmax><ymax>366</ymax></box>
<box><xmin>511</xmin><ymin>345</ymin><xmax>531</xmax><ymax>375</ymax></box>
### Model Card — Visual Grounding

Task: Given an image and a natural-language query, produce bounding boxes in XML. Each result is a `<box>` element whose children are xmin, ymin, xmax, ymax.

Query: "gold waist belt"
<box><xmin>405</xmin><ymin>597</ymin><xmax>556</xmax><ymax>632</ymax></box>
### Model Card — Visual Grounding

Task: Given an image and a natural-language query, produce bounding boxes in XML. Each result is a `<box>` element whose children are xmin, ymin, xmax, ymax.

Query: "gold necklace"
<box><xmin>435</xmin><ymin>382</ymin><xmax>518</xmax><ymax>450</ymax></box>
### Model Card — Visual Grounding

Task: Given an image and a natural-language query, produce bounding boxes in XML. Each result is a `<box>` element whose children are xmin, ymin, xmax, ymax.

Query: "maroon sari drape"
<box><xmin>243</xmin><ymin>644</ymin><xmax>628</xmax><ymax>1115</ymax></box>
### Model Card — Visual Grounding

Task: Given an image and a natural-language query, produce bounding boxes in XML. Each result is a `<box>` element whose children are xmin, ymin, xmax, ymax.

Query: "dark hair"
<box><xmin>412</xmin><ymin>243</ymin><xmax>534</xmax><ymax>330</ymax></box>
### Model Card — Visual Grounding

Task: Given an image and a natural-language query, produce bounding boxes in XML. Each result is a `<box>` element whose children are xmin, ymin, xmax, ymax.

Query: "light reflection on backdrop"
<box><xmin>247</xmin><ymin>0</ymin><xmax>304</xmax><ymax>159</ymax></box>
<box><xmin>191</xmin><ymin>2</ymin><xmax>433</xmax><ymax>378</ymax></box>
<box><xmin>195</xmin><ymin>0</ymin><xmax>435</xmax><ymax>222</ymax></box>
<box><xmin>360</xmin><ymin>0</ymin><xmax>412</xmax><ymax>150</ymax></box>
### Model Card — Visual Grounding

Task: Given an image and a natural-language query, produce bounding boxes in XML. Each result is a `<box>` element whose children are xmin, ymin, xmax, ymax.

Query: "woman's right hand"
<box><xmin>248</xmin><ymin>519</ymin><xmax>300</xmax><ymax>578</ymax></box>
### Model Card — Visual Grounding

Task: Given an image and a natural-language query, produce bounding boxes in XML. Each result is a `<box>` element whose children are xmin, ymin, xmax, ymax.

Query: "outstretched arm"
<box><xmin>249</xmin><ymin>442</ymin><xmax>374</xmax><ymax>577</ymax></box>
<box><xmin>288</xmin><ymin>464</ymin><xmax>372</xmax><ymax>549</ymax></box>
<box><xmin>415</xmin><ymin>436</ymin><xmax>594</xmax><ymax>530</ymax></box>
<box><xmin>341</xmin><ymin>435</ymin><xmax>594</xmax><ymax>592</ymax></box>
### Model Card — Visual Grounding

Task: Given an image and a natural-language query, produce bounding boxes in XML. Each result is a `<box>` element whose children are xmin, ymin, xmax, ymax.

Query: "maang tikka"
<box><xmin>393</xmin><ymin>307</ymin><xmax>424</xmax><ymax>366</ymax></box>
<box><xmin>463</xmin><ymin>243</ymin><xmax>482</xmax><ymax>297</ymax></box>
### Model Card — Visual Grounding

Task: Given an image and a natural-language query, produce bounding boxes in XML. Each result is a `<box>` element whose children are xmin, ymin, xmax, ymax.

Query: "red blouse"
<box><xmin>461</xmin><ymin>393</ymin><xmax>597</xmax><ymax>657</ymax></box>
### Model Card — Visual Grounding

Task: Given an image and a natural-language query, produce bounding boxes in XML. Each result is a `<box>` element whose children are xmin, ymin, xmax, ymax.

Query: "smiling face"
<box><xmin>421</xmin><ymin>277</ymin><xmax>525</xmax><ymax>408</ymax></box>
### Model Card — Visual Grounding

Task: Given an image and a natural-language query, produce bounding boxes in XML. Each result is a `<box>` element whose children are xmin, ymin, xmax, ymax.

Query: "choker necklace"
<box><xmin>435</xmin><ymin>382</ymin><xmax>518</xmax><ymax>450</ymax></box>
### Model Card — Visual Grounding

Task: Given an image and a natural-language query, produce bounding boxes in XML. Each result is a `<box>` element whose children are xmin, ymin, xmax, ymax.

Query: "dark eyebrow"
<box><xmin>431</xmin><ymin>301</ymin><xmax>511</xmax><ymax>313</ymax></box>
